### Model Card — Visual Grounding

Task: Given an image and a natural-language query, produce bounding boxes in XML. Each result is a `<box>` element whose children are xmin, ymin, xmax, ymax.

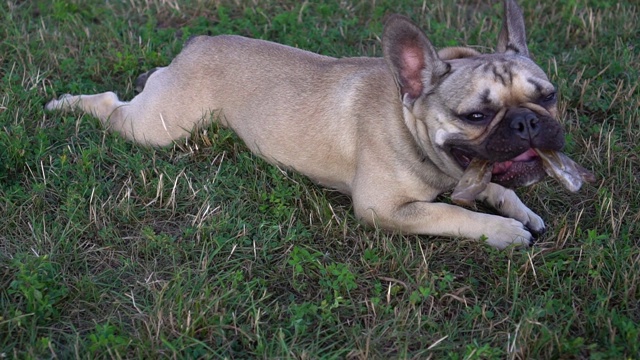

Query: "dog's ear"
<box><xmin>382</xmin><ymin>15</ymin><xmax>450</xmax><ymax>106</ymax></box>
<box><xmin>496</xmin><ymin>0</ymin><xmax>530</xmax><ymax>57</ymax></box>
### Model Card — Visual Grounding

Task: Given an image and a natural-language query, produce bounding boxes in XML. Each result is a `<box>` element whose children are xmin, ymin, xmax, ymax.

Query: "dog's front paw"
<box><xmin>480</xmin><ymin>185</ymin><xmax>545</xmax><ymax>238</ymax></box>
<box><xmin>522</xmin><ymin>208</ymin><xmax>545</xmax><ymax>236</ymax></box>
<box><xmin>501</xmin><ymin>199</ymin><xmax>545</xmax><ymax>240</ymax></box>
<box><xmin>481</xmin><ymin>216</ymin><xmax>534</xmax><ymax>250</ymax></box>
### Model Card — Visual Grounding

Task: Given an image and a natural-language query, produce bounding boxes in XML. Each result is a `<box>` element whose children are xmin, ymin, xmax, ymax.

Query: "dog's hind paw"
<box><xmin>45</xmin><ymin>94</ymin><xmax>74</xmax><ymax>111</ymax></box>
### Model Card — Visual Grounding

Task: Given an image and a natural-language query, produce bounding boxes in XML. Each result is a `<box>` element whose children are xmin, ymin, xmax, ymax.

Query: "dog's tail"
<box><xmin>134</xmin><ymin>67</ymin><xmax>159</xmax><ymax>93</ymax></box>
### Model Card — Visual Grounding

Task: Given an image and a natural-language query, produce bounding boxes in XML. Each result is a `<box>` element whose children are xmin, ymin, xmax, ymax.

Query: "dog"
<box><xmin>46</xmin><ymin>0</ymin><xmax>569</xmax><ymax>249</ymax></box>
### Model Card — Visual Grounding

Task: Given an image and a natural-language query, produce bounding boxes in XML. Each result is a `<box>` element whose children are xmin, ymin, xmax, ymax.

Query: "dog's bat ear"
<box><xmin>382</xmin><ymin>14</ymin><xmax>450</xmax><ymax>105</ymax></box>
<box><xmin>496</xmin><ymin>0</ymin><xmax>530</xmax><ymax>57</ymax></box>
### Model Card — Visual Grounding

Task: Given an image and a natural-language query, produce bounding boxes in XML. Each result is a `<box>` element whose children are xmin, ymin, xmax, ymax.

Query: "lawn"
<box><xmin>1</xmin><ymin>0</ymin><xmax>638</xmax><ymax>358</ymax></box>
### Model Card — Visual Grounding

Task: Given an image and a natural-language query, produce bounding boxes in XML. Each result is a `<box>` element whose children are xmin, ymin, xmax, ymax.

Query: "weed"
<box><xmin>7</xmin><ymin>255</ymin><xmax>69</xmax><ymax>323</ymax></box>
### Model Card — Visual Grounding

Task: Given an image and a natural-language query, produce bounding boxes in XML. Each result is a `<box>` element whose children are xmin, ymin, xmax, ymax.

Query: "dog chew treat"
<box><xmin>451</xmin><ymin>158</ymin><xmax>493</xmax><ymax>207</ymax></box>
<box><xmin>535</xmin><ymin>149</ymin><xmax>596</xmax><ymax>192</ymax></box>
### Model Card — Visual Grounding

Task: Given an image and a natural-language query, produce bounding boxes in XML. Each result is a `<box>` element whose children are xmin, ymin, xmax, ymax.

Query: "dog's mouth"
<box><xmin>451</xmin><ymin>148</ymin><xmax>547</xmax><ymax>188</ymax></box>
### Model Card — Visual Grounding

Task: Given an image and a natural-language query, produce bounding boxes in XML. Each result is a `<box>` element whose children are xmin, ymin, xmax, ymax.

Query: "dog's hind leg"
<box><xmin>46</xmin><ymin>66</ymin><xmax>195</xmax><ymax>146</ymax></box>
<box><xmin>47</xmin><ymin>61</ymin><xmax>215</xmax><ymax>146</ymax></box>
<box><xmin>46</xmin><ymin>91</ymin><xmax>169</xmax><ymax>146</ymax></box>
<box><xmin>45</xmin><ymin>91</ymin><xmax>139</xmax><ymax>139</ymax></box>
<box><xmin>45</xmin><ymin>91</ymin><xmax>161</xmax><ymax>145</ymax></box>
<box><xmin>45</xmin><ymin>92</ymin><xmax>126</xmax><ymax>125</ymax></box>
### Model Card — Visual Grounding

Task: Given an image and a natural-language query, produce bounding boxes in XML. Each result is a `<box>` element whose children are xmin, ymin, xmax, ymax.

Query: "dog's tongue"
<box><xmin>492</xmin><ymin>149</ymin><xmax>538</xmax><ymax>175</ymax></box>
<box><xmin>513</xmin><ymin>148</ymin><xmax>538</xmax><ymax>161</ymax></box>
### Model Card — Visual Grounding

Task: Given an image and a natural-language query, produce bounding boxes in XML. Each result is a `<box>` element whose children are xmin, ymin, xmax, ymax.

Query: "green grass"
<box><xmin>1</xmin><ymin>0</ymin><xmax>638</xmax><ymax>358</ymax></box>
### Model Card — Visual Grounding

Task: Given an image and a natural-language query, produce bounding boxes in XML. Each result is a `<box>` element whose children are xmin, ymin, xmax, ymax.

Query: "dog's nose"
<box><xmin>510</xmin><ymin>111</ymin><xmax>540</xmax><ymax>140</ymax></box>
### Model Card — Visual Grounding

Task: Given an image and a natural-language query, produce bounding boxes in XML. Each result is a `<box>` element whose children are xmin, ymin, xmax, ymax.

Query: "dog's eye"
<box><xmin>465</xmin><ymin>112</ymin><xmax>486</xmax><ymax>122</ymax></box>
<box><xmin>542</xmin><ymin>92</ymin><xmax>557</xmax><ymax>104</ymax></box>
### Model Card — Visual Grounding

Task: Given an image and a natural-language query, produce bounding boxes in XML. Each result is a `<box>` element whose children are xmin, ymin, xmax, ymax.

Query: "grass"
<box><xmin>1</xmin><ymin>0</ymin><xmax>638</xmax><ymax>358</ymax></box>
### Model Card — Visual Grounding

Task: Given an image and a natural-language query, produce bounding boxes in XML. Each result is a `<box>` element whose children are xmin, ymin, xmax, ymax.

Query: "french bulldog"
<box><xmin>46</xmin><ymin>0</ymin><xmax>576</xmax><ymax>249</ymax></box>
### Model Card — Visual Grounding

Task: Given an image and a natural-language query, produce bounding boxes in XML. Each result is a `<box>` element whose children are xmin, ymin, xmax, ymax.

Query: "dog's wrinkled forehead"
<box><xmin>447</xmin><ymin>55</ymin><xmax>554</xmax><ymax>109</ymax></box>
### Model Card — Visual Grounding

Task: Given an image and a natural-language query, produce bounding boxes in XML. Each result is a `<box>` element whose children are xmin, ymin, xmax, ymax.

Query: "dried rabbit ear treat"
<box><xmin>534</xmin><ymin>149</ymin><xmax>596</xmax><ymax>192</ymax></box>
<box><xmin>451</xmin><ymin>158</ymin><xmax>493</xmax><ymax>207</ymax></box>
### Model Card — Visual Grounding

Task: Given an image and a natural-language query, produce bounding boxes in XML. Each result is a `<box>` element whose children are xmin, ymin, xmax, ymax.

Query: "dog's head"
<box><xmin>383</xmin><ymin>0</ymin><xmax>564</xmax><ymax>188</ymax></box>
